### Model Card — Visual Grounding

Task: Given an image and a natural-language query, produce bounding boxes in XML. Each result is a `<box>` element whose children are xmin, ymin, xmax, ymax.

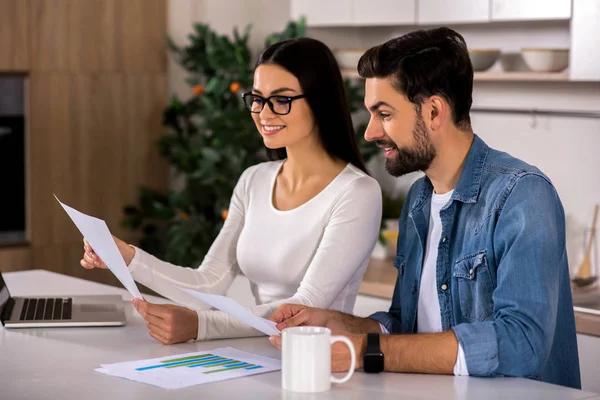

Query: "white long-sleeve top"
<box><xmin>128</xmin><ymin>160</ymin><xmax>382</xmax><ymax>340</ymax></box>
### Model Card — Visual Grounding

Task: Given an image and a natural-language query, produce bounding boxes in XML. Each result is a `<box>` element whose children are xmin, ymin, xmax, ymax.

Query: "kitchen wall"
<box><xmin>168</xmin><ymin>0</ymin><xmax>600</xmax><ymax>274</ymax></box>
<box><xmin>168</xmin><ymin>0</ymin><xmax>291</xmax><ymax>100</ymax></box>
<box><xmin>0</xmin><ymin>0</ymin><xmax>169</xmax><ymax>282</ymax></box>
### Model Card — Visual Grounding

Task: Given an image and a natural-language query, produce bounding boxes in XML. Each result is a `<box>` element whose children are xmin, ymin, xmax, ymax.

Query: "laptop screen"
<box><xmin>0</xmin><ymin>272</ymin><xmax>11</xmax><ymax>318</ymax></box>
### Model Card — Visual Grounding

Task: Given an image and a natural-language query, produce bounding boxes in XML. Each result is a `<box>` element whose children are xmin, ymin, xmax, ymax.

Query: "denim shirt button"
<box><xmin>412</xmin><ymin>285</ymin><xmax>417</xmax><ymax>293</ymax></box>
<box><xmin>469</xmin><ymin>269</ymin><xmax>474</xmax><ymax>275</ymax></box>
<box><xmin>442</xmin><ymin>237</ymin><xmax>447</xmax><ymax>243</ymax></box>
<box><xmin>441</xmin><ymin>284</ymin><xmax>448</xmax><ymax>291</ymax></box>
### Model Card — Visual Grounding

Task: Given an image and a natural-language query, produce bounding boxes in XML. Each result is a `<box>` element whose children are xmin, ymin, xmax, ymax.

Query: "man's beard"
<box><xmin>377</xmin><ymin>114</ymin><xmax>436</xmax><ymax>177</ymax></box>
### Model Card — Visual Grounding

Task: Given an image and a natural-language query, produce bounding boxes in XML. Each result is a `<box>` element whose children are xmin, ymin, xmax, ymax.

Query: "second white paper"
<box><xmin>176</xmin><ymin>287</ymin><xmax>280</xmax><ymax>336</ymax></box>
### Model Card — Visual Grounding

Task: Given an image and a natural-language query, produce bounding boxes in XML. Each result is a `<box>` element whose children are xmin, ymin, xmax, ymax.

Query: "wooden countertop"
<box><xmin>572</xmin><ymin>286</ymin><xmax>600</xmax><ymax>337</ymax></box>
<box><xmin>358</xmin><ymin>258</ymin><xmax>398</xmax><ymax>299</ymax></box>
<box><xmin>359</xmin><ymin>258</ymin><xmax>600</xmax><ymax>337</ymax></box>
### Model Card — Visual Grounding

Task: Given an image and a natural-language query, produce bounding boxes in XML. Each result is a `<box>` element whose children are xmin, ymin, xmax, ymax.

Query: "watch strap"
<box><xmin>366</xmin><ymin>333</ymin><xmax>381</xmax><ymax>353</ymax></box>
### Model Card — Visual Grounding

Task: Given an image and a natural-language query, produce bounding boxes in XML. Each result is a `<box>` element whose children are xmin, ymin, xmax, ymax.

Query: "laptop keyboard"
<box><xmin>19</xmin><ymin>298</ymin><xmax>73</xmax><ymax>321</ymax></box>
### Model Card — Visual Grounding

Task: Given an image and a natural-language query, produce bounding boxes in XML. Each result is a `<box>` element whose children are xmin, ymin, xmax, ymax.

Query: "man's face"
<box><xmin>363</xmin><ymin>77</ymin><xmax>435</xmax><ymax>177</ymax></box>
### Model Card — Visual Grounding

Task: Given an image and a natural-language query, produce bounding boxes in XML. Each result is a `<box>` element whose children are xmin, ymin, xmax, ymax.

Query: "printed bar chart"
<box><xmin>96</xmin><ymin>347</ymin><xmax>281</xmax><ymax>389</ymax></box>
<box><xmin>136</xmin><ymin>353</ymin><xmax>263</xmax><ymax>374</ymax></box>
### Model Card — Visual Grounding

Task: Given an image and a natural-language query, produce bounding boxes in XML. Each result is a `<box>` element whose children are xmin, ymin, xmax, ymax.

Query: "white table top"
<box><xmin>1</xmin><ymin>269</ymin><xmax>599</xmax><ymax>400</ymax></box>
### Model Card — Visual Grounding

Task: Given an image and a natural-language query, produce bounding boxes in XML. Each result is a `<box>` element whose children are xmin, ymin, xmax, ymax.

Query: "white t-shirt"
<box><xmin>417</xmin><ymin>189</ymin><xmax>468</xmax><ymax>376</ymax></box>
<box><xmin>379</xmin><ymin>189</ymin><xmax>468</xmax><ymax>375</ymax></box>
<box><xmin>128</xmin><ymin>160</ymin><xmax>382</xmax><ymax>340</ymax></box>
<box><xmin>417</xmin><ymin>190</ymin><xmax>453</xmax><ymax>333</ymax></box>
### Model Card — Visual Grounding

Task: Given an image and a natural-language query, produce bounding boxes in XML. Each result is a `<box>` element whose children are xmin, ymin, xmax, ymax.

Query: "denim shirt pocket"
<box><xmin>453</xmin><ymin>251</ymin><xmax>494</xmax><ymax>322</ymax></box>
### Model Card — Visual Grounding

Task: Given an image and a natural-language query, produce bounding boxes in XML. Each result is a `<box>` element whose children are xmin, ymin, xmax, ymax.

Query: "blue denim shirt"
<box><xmin>370</xmin><ymin>135</ymin><xmax>580</xmax><ymax>389</ymax></box>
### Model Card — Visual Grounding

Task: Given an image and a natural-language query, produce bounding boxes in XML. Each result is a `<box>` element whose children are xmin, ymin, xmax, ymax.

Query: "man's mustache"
<box><xmin>374</xmin><ymin>140</ymin><xmax>397</xmax><ymax>149</ymax></box>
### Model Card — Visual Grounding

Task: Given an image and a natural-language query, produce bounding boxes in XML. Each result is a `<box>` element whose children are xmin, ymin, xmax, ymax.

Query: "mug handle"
<box><xmin>329</xmin><ymin>335</ymin><xmax>356</xmax><ymax>384</ymax></box>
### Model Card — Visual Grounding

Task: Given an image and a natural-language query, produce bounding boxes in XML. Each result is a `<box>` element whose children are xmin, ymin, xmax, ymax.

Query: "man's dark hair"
<box><xmin>358</xmin><ymin>27</ymin><xmax>473</xmax><ymax>131</ymax></box>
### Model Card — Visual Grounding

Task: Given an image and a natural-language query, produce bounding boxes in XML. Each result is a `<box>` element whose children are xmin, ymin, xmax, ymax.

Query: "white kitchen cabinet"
<box><xmin>577</xmin><ymin>333</ymin><xmax>600</xmax><ymax>393</ymax></box>
<box><xmin>418</xmin><ymin>0</ymin><xmax>490</xmax><ymax>24</ymax></box>
<box><xmin>352</xmin><ymin>0</ymin><xmax>416</xmax><ymax>25</ymax></box>
<box><xmin>291</xmin><ymin>0</ymin><xmax>416</xmax><ymax>26</ymax></box>
<box><xmin>491</xmin><ymin>0</ymin><xmax>572</xmax><ymax>21</ymax></box>
<box><xmin>290</xmin><ymin>0</ymin><xmax>352</xmax><ymax>27</ymax></box>
<box><xmin>570</xmin><ymin>0</ymin><xmax>600</xmax><ymax>81</ymax></box>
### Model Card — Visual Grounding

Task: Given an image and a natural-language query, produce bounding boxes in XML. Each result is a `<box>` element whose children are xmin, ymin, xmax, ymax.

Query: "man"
<box><xmin>269</xmin><ymin>27</ymin><xmax>581</xmax><ymax>389</ymax></box>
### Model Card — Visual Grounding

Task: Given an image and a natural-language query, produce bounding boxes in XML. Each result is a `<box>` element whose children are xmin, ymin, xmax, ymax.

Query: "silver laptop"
<box><xmin>0</xmin><ymin>271</ymin><xmax>126</xmax><ymax>328</ymax></box>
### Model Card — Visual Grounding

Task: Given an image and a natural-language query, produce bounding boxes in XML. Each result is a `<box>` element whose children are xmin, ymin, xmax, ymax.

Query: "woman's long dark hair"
<box><xmin>255</xmin><ymin>38</ymin><xmax>368</xmax><ymax>173</ymax></box>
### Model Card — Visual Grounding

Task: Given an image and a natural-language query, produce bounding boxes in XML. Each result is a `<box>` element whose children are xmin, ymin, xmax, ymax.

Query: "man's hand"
<box><xmin>269</xmin><ymin>304</ymin><xmax>347</xmax><ymax>331</ymax></box>
<box><xmin>132</xmin><ymin>299</ymin><xmax>199</xmax><ymax>345</ymax></box>
<box><xmin>270</xmin><ymin>303</ymin><xmax>383</xmax><ymax>334</ymax></box>
<box><xmin>269</xmin><ymin>332</ymin><xmax>366</xmax><ymax>372</ymax></box>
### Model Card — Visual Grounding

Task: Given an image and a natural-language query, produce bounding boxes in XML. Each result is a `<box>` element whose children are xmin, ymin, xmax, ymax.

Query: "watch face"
<box><xmin>364</xmin><ymin>352</ymin><xmax>384</xmax><ymax>373</ymax></box>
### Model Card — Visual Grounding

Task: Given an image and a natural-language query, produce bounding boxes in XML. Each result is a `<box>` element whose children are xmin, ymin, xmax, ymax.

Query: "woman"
<box><xmin>81</xmin><ymin>38</ymin><xmax>382</xmax><ymax>344</ymax></box>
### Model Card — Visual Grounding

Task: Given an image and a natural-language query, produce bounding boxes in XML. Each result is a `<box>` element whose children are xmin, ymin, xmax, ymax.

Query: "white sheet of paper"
<box><xmin>176</xmin><ymin>287</ymin><xmax>280</xmax><ymax>336</ymax></box>
<box><xmin>94</xmin><ymin>347</ymin><xmax>281</xmax><ymax>390</ymax></box>
<box><xmin>54</xmin><ymin>195</ymin><xmax>142</xmax><ymax>299</ymax></box>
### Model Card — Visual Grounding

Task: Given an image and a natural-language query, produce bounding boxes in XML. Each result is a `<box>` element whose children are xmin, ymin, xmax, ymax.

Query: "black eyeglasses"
<box><xmin>242</xmin><ymin>92</ymin><xmax>306</xmax><ymax>116</ymax></box>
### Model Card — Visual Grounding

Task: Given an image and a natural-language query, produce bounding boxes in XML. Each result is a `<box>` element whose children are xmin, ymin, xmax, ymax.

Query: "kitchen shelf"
<box><xmin>473</xmin><ymin>71</ymin><xmax>569</xmax><ymax>81</ymax></box>
<box><xmin>340</xmin><ymin>69</ymin><xmax>570</xmax><ymax>82</ymax></box>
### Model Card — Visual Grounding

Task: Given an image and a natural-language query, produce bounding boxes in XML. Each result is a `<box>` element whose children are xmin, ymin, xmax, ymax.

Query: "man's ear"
<box><xmin>427</xmin><ymin>96</ymin><xmax>447</xmax><ymax>131</ymax></box>
<box><xmin>431</xmin><ymin>103</ymin><xmax>439</xmax><ymax>119</ymax></box>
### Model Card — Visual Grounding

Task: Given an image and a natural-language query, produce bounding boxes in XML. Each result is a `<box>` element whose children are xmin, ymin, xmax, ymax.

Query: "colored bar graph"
<box><xmin>98</xmin><ymin>348</ymin><xmax>281</xmax><ymax>389</ymax></box>
<box><xmin>136</xmin><ymin>352</ymin><xmax>267</xmax><ymax>374</ymax></box>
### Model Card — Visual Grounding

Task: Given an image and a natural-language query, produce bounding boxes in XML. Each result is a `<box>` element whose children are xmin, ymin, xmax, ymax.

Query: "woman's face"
<box><xmin>248</xmin><ymin>64</ymin><xmax>316</xmax><ymax>150</ymax></box>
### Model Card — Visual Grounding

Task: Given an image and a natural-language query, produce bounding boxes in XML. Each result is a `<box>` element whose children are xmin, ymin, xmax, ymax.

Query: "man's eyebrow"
<box><xmin>368</xmin><ymin>101</ymin><xmax>395</xmax><ymax>112</ymax></box>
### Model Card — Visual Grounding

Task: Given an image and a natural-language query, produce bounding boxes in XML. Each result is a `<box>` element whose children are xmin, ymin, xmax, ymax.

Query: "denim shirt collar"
<box><xmin>410</xmin><ymin>134</ymin><xmax>489</xmax><ymax>216</ymax></box>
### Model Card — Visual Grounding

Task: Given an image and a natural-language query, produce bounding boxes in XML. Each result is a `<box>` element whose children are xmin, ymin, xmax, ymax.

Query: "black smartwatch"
<box><xmin>363</xmin><ymin>333</ymin><xmax>384</xmax><ymax>373</ymax></box>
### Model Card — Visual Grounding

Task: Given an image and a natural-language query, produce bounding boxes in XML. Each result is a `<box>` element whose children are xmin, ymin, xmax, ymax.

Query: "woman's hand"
<box><xmin>80</xmin><ymin>236</ymin><xmax>135</xmax><ymax>270</ymax></box>
<box><xmin>133</xmin><ymin>299</ymin><xmax>199</xmax><ymax>344</ymax></box>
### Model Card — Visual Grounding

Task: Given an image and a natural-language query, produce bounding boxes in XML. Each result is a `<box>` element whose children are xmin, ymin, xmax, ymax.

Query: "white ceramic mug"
<box><xmin>281</xmin><ymin>326</ymin><xmax>356</xmax><ymax>393</ymax></box>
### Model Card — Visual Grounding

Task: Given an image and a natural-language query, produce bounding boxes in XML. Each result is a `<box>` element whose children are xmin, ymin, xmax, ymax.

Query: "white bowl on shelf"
<box><xmin>468</xmin><ymin>49</ymin><xmax>501</xmax><ymax>71</ymax></box>
<box><xmin>334</xmin><ymin>49</ymin><xmax>366</xmax><ymax>70</ymax></box>
<box><xmin>499</xmin><ymin>52</ymin><xmax>530</xmax><ymax>72</ymax></box>
<box><xmin>521</xmin><ymin>48</ymin><xmax>569</xmax><ymax>72</ymax></box>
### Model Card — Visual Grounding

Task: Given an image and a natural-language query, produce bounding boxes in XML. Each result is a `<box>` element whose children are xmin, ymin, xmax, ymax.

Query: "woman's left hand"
<box><xmin>132</xmin><ymin>299</ymin><xmax>199</xmax><ymax>344</ymax></box>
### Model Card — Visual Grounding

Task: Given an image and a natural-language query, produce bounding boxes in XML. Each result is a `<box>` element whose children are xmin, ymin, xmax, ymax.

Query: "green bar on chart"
<box><xmin>203</xmin><ymin>364</ymin><xmax>256</xmax><ymax>374</ymax></box>
<box><xmin>167</xmin><ymin>358</ymin><xmax>235</xmax><ymax>369</ymax></box>
<box><xmin>195</xmin><ymin>359</ymin><xmax>241</xmax><ymax>368</ymax></box>
<box><xmin>161</xmin><ymin>354</ymin><xmax>213</xmax><ymax>363</ymax></box>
